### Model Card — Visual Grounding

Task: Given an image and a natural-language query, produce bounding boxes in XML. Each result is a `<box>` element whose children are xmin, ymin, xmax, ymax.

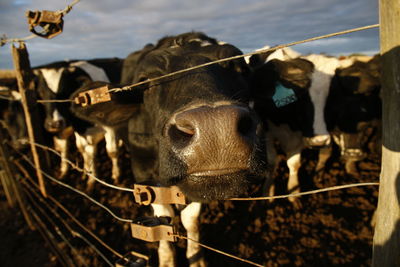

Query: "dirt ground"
<box><xmin>0</xmin><ymin>135</ymin><xmax>380</xmax><ymax>267</ymax></box>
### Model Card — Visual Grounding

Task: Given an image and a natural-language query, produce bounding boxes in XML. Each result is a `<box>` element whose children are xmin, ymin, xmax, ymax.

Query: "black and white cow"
<box><xmin>250</xmin><ymin>51</ymin><xmax>355</xmax><ymax>201</ymax></box>
<box><xmin>325</xmin><ymin>55</ymin><xmax>382</xmax><ymax>174</ymax></box>
<box><xmin>71</xmin><ymin>32</ymin><xmax>268</xmax><ymax>267</ymax></box>
<box><xmin>34</xmin><ymin>58</ymin><xmax>124</xmax><ymax>187</ymax></box>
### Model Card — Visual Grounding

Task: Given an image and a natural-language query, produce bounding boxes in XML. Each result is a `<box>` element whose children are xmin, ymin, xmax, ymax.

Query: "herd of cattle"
<box><xmin>0</xmin><ymin>32</ymin><xmax>382</xmax><ymax>266</ymax></box>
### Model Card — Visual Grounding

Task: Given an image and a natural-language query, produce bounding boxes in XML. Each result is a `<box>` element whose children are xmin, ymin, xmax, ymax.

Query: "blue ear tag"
<box><xmin>272</xmin><ymin>82</ymin><xmax>297</xmax><ymax>108</ymax></box>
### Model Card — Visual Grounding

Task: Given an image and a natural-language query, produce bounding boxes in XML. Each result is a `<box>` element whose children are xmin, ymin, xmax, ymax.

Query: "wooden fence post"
<box><xmin>372</xmin><ymin>0</ymin><xmax>400</xmax><ymax>266</ymax></box>
<box><xmin>11</xmin><ymin>42</ymin><xmax>48</xmax><ymax>197</ymax></box>
<box><xmin>0</xmin><ymin>126</ymin><xmax>35</xmax><ymax>229</ymax></box>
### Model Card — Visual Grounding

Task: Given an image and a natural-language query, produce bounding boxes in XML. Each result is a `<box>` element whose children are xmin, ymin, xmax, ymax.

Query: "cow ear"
<box><xmin>277</xmin><ymin>58</ymin><xmax>313</xmax><ymax>90</ymax></box>
<box><xmin>70</xmin><ymin>81</ymin><xmax>143</xmax><ymax>127</ymax></box>
<box><xmin>248</xmin><ymin>49</ymin><xmax>277</xmax><ymax>69</ymax></box>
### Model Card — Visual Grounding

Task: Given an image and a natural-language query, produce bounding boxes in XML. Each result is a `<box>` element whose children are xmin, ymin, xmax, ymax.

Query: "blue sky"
<box><xmin>0</xmin><ymin>0</ymin><xmax>379</xmax><ymax>69</ymax></box>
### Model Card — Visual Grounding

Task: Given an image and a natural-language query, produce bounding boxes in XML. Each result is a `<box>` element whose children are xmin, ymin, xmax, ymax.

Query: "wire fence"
<box><xmin>0</xmin><ymin>3</ymin><xmax>382</xmax><ymax>266</ymax></box>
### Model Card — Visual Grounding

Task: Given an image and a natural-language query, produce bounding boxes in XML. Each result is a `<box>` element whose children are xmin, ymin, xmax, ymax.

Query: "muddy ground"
<box><xmin>0</xmin><ymin>135</ymin><xmax>380</xmax><ymax>267</ymax></box>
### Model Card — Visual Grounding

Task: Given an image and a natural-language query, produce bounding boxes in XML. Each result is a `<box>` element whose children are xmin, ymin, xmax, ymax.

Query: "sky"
<box><xmin>0</xmin><ymin>0</ymin><xmax>380</xmax><ymax>69</ymax></box>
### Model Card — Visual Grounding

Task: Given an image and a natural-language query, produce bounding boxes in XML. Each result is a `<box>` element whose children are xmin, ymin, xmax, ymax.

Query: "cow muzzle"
<box><xmin>303</xmin><ymin>134</ymin><xmax>331</xmax><ymax>148</ymax></box>
<box><xmin>166</xmin><ymin>104</ymin><xmax>258</xmax><ymax>175</ymax></box>
<box><xmin>45</xmin><ymin>118</ymin><xmax>66</xmax><ymax>133</ymax></box>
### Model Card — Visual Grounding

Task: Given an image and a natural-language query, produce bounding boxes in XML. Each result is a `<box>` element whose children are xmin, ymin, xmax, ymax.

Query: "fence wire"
<box><xmin>17</xmin><ymin>164</ymin><xmax>145</xmax><ymax>262</ymax></box>
<box><xmin>14</xmin><ymin>139</ymin><xmax>380</xmax><ymax>201</ymax></box>
<box><xmin>172</xmin><ymin>233</ymin><xmax>264</xmax><ymax>267</ymax></box>
<box><xmin>20</xmin><ymin>177</ymin><xmax>114</xmax><ymax>266</ymax></box>
<box><xmin>21</xmin><ymin>183</ymin><xmax>91</xmax><ymax>267</ymax></box>
<box><xmin>1</xmin><ymin>24</ymin><xmax>379</xmax><ymax>105</ymax></box>
<box><xmin>21</xmin><ymin>140</ymin><xmax>135</xmax><ymax>193</ymax></box>
<box><xmin>109</xmin><ymin>24</ymin><xmax>379</xmax><ymax>94</ymax></box>
<box><xmin>11</xmin><ymin>146</ymin><xmax>134</xmax><ymax>223</ymax></box>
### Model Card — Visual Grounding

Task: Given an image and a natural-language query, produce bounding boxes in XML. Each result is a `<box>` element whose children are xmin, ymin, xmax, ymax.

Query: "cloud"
<box><xmin>0</xmin><ymin>0</ymin><xmax>379</xmax><ymax>69</ymax></box>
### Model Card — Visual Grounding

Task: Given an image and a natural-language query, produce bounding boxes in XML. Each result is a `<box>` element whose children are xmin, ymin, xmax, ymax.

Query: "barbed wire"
<box><xmin>0</xmin><ymin>0</ymin><xmax>80</xmax><ymax>47</ymax></box>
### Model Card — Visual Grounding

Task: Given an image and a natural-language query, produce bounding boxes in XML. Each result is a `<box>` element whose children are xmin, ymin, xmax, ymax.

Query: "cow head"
<box><xmin>72</xmin><ymin>32</ymin><xmax>268</xmax><ymax>202</ymax></box>
<box><xmin>35</xmin><ymin>58</ymin><xmax>123</xmax><ymax>134</ymax></box>
<box><xmin>35</xmin><ymin>64</ymin><xmax>91</xmax><ymax>133</ymax></box>
<box><xmin>251</xmin><ymin>57</ymin><xmax>332</xmax><ymax>147</ymax></box>
<box><xmin>326</xmin><ymin>56</ymin><xmax>381</xmax><ymax>161</ymax></box>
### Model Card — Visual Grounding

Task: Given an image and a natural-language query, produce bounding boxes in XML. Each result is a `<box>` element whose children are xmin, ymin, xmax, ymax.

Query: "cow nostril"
<box><xmin>168</xmin><ymin>123</ymin><xmax>195</xmax><ymax>149</ymax></box>
<box><xmin>237</xmin><ymin>115</ymin><xmax>253</xmax><ymax>137</ymax></box>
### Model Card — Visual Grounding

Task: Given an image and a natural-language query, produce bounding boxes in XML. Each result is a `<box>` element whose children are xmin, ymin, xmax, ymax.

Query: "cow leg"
<box><xmin>180</xmin><ymin>202</ymin><xmax>206</xmax><ymax>267</ymax></box>
<box><xmin>104</xmin><ymin>127</ymin><xmax>120</xmax><ymax>182</ymax></box>
<box><xmin>53</xmin><ymin>136</ymin><xmax>69</xmax><ymax>177</ymax></box>
<box><xmin>286</xmin><ymin>152</ymin><xmax>301</xmax><ymax>202</ymax></box>
<box><xmin>74</xmin><ymin>129</ymin><xmax>104</xmax><ymax>190</ymax></box>
<box><xmin>152</xmin><ymin>204</ymin><xmax>176</xmax><ymax>267</ymax></box>
<box><xmin>316</xmin><ymin>145</ymin><xmax>332</xmax><ymax>172</ymax></box>
<box><xmin>345</xmin><ymin>159</ymin><xmax>359</xmax><ymax>176</ymax></box>
<box><xmin>262</xmin><ymin>133</ymin><xmax>280</xmax><ymax>198</ymax></box>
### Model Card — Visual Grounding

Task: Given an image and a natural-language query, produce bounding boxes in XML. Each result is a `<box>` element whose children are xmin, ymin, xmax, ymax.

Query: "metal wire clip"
<box><xmin>133</xmin><ymin>184</ymin><xmax>187</xmax><ymax>205</ymax></box>
<box><xmin>131</xmin><ymin>216</ymin><xmax>176</xmax><ymax>242</ymax></box>
<box><xmin>74</xmin><ymin>85</ymin><xmax>112</xmax><ymax>107</ymax></box>
<box><xmin>26</xmin><ymin>10</ymin><xmax>64</xmax><ymax>39</ymax></box>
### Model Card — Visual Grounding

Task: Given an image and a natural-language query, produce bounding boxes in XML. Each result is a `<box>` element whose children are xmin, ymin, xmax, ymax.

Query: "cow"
<box><xmin>71</xmin><ymin>32</ymin><xmax>268</xmax><ymax>267</ymax></box>
<box><xmin>34</xmin><ymin>58</ymin><xmax>124</xmax><ymax>188</ymax></box>
<box><xmin>325</xmin><ymin>55</ymin><xmax>382</xmax><ymax>175</ymax></box>
<box><xmin>250</xmin><ymin>50</ymin><xmax>355</xmax><ymax>202</ymax></box>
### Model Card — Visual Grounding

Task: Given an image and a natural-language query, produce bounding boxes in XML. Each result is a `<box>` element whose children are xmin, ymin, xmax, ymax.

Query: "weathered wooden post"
<box><xmin>0</xmin><ymin>124</ymin><xmax>35</xmax><ymax>229</ymax></box>
<box><xmin>372</xmin><ymin>0</ymin><xmax>400</xmax><ymax>266</ymax></box>
<box><xmin>11</xmin><ymin>42</ymin><xmax>48</xmax><ymax>197</ymax></box>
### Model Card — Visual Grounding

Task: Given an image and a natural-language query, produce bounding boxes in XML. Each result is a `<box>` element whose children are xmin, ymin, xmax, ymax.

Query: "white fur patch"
<box><xmin>245</xmin><ymin>46</ymin><xmax>300</xmax><ymax>64</ymax></box>
<box><xmin>70</xmin><ymin>61</ymin><xmax>110</xmax><ymax>82</ymax></box>
<box><xmin>266</xmin><ymin>47</ymin><xmax>300</xmax><ymax>62</ymax></box>
<box><xmin>151</xmin><ymin>204</ymin><xmax>175</xmax><ymax>217</ymax></box>
<box><xmin>40</xmin><ymin>68</ymin><xmax>65</xmax><ymax>94</ymax></box>
<box><xmin>303</xmin><ymin>54</ymin><xmax>340</xmax><ymax>136</ymax></box>
<box><xmin>188</xmin><ymin>38</ymin><xmax>214</xmax><ymax>47</ymax></box>
<box><xmin>10</xmin><ymin>91</ymin><xmax>22</xmax><ymax>101</ymax></box>
<box><xmin>52</xmin><ymin>109</ymin><xmax>64</xmax><ymax>122</ymax></box>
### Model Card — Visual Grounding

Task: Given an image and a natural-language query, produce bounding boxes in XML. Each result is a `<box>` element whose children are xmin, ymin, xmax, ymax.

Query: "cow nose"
<box><xmin>167</xmin><ymin>105</ymin><xmax>257</xmax><ymax>173</ymax></box>
<box><xmin>45</xmin><ymin>119</ymin><xmax>64</xmax><ymax>132</ymax></box>
<box><xmin>304</xmin><ymin>134</ymin><xmax>331</xmax><ymax>148</ymax></box>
